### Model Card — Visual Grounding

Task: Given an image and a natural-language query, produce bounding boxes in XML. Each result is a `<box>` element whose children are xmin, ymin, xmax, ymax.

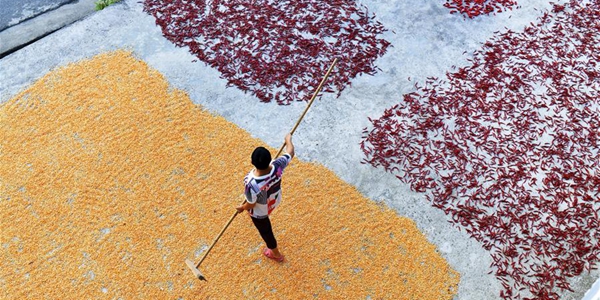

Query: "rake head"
<box><xmin>185</xmin><ymin>259</ymin><xmax>207</xmax><ymax>281</ymax></box>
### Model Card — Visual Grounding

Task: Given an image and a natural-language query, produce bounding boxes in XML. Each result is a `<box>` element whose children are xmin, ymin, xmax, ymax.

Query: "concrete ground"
<box><xmin>0</xmin><ymin>0</ymin><xmax>598</xmax><ymax>299</ymax></box>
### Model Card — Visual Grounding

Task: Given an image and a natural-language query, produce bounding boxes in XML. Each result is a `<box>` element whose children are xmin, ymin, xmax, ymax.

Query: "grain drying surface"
<box><xmin>0</xmin><ymin>51</ymin><xmax>459</xmax><ymax>299</ymax></box>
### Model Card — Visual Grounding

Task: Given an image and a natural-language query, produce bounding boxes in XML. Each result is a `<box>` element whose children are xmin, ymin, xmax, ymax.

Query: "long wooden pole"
<box><xmin>191</xmin><ymin>58</ymin><xmax>338</xmax><ymax>272</ymax></box>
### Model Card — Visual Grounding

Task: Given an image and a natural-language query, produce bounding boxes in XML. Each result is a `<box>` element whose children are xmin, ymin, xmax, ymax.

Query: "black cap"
<box><xmin>251</xmin><ymin>147</ymin><xmax>271</xmax><ymax>170</ymax></box>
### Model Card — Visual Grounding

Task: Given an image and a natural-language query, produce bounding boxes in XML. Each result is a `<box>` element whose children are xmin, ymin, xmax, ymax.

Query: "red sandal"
<box><xmin>263</xmin><ymin>248</ymin><xmax>285</xmax><ymax>262</ymax></box>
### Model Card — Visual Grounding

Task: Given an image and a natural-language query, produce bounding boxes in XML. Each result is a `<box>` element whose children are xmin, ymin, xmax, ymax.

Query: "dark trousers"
<box><xmin>251</xmin><ymin>216</ymin><xmax>277</xmax><ymax>249</ymax></box>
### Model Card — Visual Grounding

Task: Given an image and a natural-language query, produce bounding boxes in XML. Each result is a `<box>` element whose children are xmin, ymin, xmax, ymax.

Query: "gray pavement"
<box><xmin>0</xmin><ymin>0</ymin><xmax>96</xmax><ymax>58</ymax></box>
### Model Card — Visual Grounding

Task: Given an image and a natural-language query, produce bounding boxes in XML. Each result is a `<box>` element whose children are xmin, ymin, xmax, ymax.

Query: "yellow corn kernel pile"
<box><xmin>0</xmin><ymin>50</ymin><xmax>459</xmax><ymax>299</ymax></box>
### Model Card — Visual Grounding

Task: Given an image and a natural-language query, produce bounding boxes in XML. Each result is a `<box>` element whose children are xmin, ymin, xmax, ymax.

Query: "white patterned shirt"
<box><xmin>243</xmin><ymin>154</ymin><xmax>292</xmax><ymax>218</ymax></box>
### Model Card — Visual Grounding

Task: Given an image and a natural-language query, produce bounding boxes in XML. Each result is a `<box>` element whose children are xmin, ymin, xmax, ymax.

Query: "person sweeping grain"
<box><xmin>236</xmin><ymin>133</ymin><xmax>295</xmax><ymax>262</ymax></box>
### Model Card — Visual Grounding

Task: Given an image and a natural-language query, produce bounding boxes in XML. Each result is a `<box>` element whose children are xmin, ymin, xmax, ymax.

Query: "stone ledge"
<box><xmin>0</xmin><ymin>0</ymin><xmax>97</xmax><ymax>58</ymax></box>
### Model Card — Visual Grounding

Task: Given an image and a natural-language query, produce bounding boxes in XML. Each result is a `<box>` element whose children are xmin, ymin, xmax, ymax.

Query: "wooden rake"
<box><xmin>185</xmin><ymin>58</ymin><xmax>338</xmax><ymax>281</ymax></box>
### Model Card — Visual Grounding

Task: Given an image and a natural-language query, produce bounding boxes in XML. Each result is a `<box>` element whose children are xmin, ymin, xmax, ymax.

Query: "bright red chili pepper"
<box><xmin>363</xmin><ymin>2</ymin><xmax>600</xmax><ymax>299</ymax></box>
<box><xmin>143</xmin><ymin>0</ymin><xmax>390</xmax><ymax>105</ymax></box>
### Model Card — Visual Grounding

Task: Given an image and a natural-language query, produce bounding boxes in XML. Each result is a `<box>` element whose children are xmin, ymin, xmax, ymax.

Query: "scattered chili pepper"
<box><xmin>444</xmin><ymin>0</ymin><xmax>518</xmax><ymax>18</ymax></box>
<box><xmin>362</xmin><ymin>1</ymin><xmax>600</xmax><ymax>299</ymax></box>
<box><xmin>143</xmin><ymin>0</ymin><xmax>390</xmax><ymax>105</ymax></box>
